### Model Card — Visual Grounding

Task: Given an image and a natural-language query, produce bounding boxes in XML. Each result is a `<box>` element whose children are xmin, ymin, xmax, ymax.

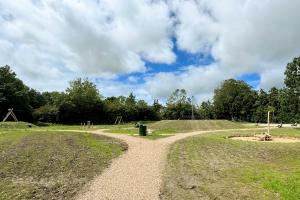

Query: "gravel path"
<box><xmin>75</xmin><ymin>128</ymin><xmax>265</xmax><ymax>200</ymax></box>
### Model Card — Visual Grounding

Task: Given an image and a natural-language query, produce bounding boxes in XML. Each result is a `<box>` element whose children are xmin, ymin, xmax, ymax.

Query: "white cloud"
<box><xmin>127</xmin><ymin>76</ymin><xmax>140</xmax><ymax>83</ymax></box>
<box><xmin>0</xmin><ymin>0</ymin><xmax>174</xmax><ymax>88</ymax></box>
<box><xmin>172</xmin><ymin>0</ymin><xmax>300</xmax><ymax>89</ymax></box>
<box><xmin>1</xmin><ymin>0</ymin><xmax>300</xmax><ymax>101</ymax></box>
<box><xmin>259</xmin><ymin>68</ymin><xmax>285</xmax><ymax>90</ymax></box>
<box><xmin>145</xmin><ymin>64</ymin><xmax>229</xmax><ymax>101</ymax></box>
<box><xmin>95</xmin><ymin>78</ymin><xmax>153</xmax><ymax>103</ymax></box>
<box><xmin>170</xmin><ymin>0</ymin><xmax>219</xmax><ymax>53</ymax></box>
<box><xmin>211</xmin><ymin>0</ymin><xmax>300</xmax><ymax>73</ymax></box>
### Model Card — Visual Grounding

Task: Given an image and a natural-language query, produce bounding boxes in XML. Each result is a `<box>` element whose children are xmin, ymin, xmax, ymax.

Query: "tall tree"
<box><xmin>213</xmin><ymin>79</ymin><xmax>256</xmax><ymax>121</ymax></box>
<box><xmin>28</xmin><ymin>89</ymin><xmax>46</xmax><ymax>109</ymax></box>
<box><xmin>164</xmin><ymin>89</ymin><xmax>192</xmax><ymax>119</ymax></box>
<box><xmin>0</xmin><ymin>65</ymin><xmax>32</xmax><ymax>121</ymax></box>
<box><xmin>285</xmin><ymin>56</ymin><xmax>300</xmax><ymax>95</ymax></box>
<box><xmin>59</xmin><ymin>78</ymin><xmax>103</xmax><ymax>123</ymax></box>
<box><xmin>252</xmin><ymin>89</ymin><xmax>268</xmax><ymax>123</ymax></box>
<box><xmin>152</xmin><ymin>99</ymin><xmax>162</xmax><ymax>120</ymax></box>
<box><xmin>198</xmin><ymin>101</ymin><xmax>215</xmax><ymax>119</ymax></box>
<box><xmin>124</xmin><ymin>93</ymin><xmax>137</xmax><ymax>121</ymax></box>
<box><xmin>283</xmin><ymin>56</ymin><xmax>300</xmax><ymax>122</ymax></box>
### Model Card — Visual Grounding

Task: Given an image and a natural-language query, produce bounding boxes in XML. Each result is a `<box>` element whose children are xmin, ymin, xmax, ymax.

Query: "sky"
<box><xmin>1</xmin><ymin>0</ymin><xmax>300</xmax><ymax>103</ymax></box>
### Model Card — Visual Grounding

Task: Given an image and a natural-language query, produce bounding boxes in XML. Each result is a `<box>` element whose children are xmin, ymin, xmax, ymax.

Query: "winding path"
<box><xmin>75</xmin><ymin>128</ymin><xmax>264</xmax><ymax>200</ymax></box>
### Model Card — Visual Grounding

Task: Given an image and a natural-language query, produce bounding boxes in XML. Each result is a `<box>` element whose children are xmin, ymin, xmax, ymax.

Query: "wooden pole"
<box><xmin>267</xmin><ymin>111</ymin><xmax>270</xmax><ymax>135</ymax></box>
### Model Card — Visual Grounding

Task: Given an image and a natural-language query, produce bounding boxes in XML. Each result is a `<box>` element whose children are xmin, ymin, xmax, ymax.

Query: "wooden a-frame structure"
<box><xmin>114</xmin><ymin>116</ymin><xmax>123</xmax><ymax>125</ymax></box>
<box><xmin>2</xmin><ymin>108</ymin><xmax>18</xmax><ymax>122</ymax></box>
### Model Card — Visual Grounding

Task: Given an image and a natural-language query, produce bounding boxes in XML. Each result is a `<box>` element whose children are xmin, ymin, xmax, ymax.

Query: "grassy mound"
<box><xmin>104</xmin><ymin>120</ymin><xmax>254</xmax><ymax>140</ymax></box>
<box><xmin>161</xmin><ymin>128</ymin><xmax>300</xmax><ymax>200</ymax></box>
<box><xmin>0</xmin><ymin>130</ymin><xmax>127</xmax><ymax>200</ymax></box>
<box><xmin>149</xmin><ymin>120</ymin><xmax>250</xmax><ymax>132</ymax></box>
<box><xmin>0</xmin><ymin>121</ymin><xmax>35</xmax><ymax>129</ymax></box>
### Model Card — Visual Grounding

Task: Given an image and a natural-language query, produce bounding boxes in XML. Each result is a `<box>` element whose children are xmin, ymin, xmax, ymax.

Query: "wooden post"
<box><xmin>267</xmin><ymin>111</ymin><xmax>270</xmax><ymax>135</ymax></box>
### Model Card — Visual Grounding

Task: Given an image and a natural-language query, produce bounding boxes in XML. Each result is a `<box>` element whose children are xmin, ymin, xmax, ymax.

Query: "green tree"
<box><xmin>28</xmin><ymin>89</ymin><xmax>46</xmax><ymax>109</ymax></box>
<box><xmin>136</xmin><ymin>100</ymin><xmax>149</xmax><ymax>120</ymax></box>
<box><xmin>283</xmin><ymin>56</ymin><xmax>300</xmax><ymax>122</ymax></box>
<box><xmin>59</xmin><ymin>78</ymin><xmax>103</xmax><ymax>123</ymax></box>
<box><xmin>66</xmin><ymin>78</ymin><xmax>101</xmax><ymax>107</ymax></box>
<box><xmin>268</xmin><ymin>87</ymin><xmax>280</xmax><ymax>122</ymax></box>
<box><xmin>152</xmin><ymin>99</ymin><xmax>162</xmax><ymax>120</ymax></box>
<box><xmin>124</xmin><ymin>93</ymin><xmax>137</xmax><ymax>121</ymax></box>
<box><xmin>213</xmin><ymin>79</ymin><xmax>256</xmax><ymax>121</ymax></box>
<box><xmin>33</xmin><ymin>105</ymin><xmax>58</xmax><ymax>123</ymax></box>
<box><xmin>285</xmin><ymin>56</ymin><xmax>300</xmax><ymax>94</ymax></box>
<box><xmin>164</xmin><ymin>89</ymin><xmax>192</xmax><ymax>119</ymax></box>
<box><xmin>199</xmin><ymin>101</ymin><xmax>214</xmax><ymax>119</ymax></box>
<box><xmin>103</xmin><ymin>96</ymin><xmax>126</xmax><ymax>123</ymax></box>
<box><xmin>252</xmin><ymin>89</ymin><xmax>268</xmax><ymax>123</ymax></box>
<box><xmin>42</xmin><ymin>91</ymin><xmax>67</xmax><ymax>107</ymax></box>
<box><xmin>0</xmin><ymin>65</ymin><xmax>32</xmax><ymax>121</ymax></box>
<box><xmin>278</xmin><ymin>88</ymin><xmax>299</xmax><ymax>123</ymax></box>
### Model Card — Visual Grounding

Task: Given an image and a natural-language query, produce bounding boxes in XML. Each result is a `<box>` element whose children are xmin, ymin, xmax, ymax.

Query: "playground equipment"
<box><xmin>81</xmin><ymin>121</ymin><xmax>93</xmax><ymax>129</ymax></box>
<box><xmin>291</xmin><ymin>122</ymin><xmax>298</xmax><ymax>127</ymax></box>
<box><xmin>260</xmin><ymin>111</ymin><xmax>272</xmax><ymax>141</ymax></box>
<box><xmin>114</xmin><ymin>116</ymin><xmax>123</xmax><ymax>125</ymax></box>
<box><xmin>2</xmin><ymin>108</ymin><xmax>18</xmax><ymax>122</ymax></box>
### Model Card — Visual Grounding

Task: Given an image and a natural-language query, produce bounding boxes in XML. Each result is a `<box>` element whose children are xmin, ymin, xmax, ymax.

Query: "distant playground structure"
<box><xmin>2</xmin><ymin>108</ymin><xmax>18</xmax><ymax>122</ymax></box>
<box><xmin>230</xmin><ymin>110</ymin><xmax>300</xmax><ymax>143</ymax></box>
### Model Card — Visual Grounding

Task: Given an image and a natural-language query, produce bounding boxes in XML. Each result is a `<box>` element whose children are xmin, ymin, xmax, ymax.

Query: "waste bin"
<box><xmin>139</xmin><ymin>125</ymin><xmax>147</xmax><ymax>136</ymax></box>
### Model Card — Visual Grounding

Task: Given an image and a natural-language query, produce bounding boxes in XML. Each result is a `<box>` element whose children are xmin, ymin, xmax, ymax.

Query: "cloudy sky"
<box><xmin>1</xmin><ymin>0</ymin><xmax>300</xmax><ymax>103</ymax></box>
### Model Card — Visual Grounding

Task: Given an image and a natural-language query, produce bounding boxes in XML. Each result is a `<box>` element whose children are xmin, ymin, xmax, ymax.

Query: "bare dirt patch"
<box><xmin>230</xmin><ymin>135</ymin><xmax>300</xmax><ymax>143</ymax></box>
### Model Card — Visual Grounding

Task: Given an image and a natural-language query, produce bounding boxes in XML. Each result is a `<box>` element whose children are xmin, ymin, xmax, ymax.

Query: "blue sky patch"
<box><xmin>237</xmin><ymin>73</ymin><xmax>260</xmax><ymax>89</ymax></box>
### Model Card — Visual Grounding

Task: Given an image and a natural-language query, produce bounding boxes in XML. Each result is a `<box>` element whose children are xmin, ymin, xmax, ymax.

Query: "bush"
<box><xmin>33</xmin><ymin>105</ymin><xmax>58</xmax><ymax>123</ymax></box>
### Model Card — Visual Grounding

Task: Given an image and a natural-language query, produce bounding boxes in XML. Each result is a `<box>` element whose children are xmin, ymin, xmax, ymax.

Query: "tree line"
<box><xmin>163</xmin><ymin>56</ymin><xmax>299</xmax><ymax>123</ymax></box>
<box><xmin>0</xmin><ymin>67</ymin><xmax>161</xmax><ymax>124</ymax></box>
<box><xmin>0</xmin><ymin>56</ymin><xmax>299</xmax><ymax>124</ymax></box>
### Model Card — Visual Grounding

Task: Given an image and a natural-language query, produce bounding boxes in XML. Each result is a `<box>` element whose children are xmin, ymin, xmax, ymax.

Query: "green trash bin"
<box><xmin>139</xmin><ymin>125</ymin><xmax>147</xmax><ymax>136</ymax></box>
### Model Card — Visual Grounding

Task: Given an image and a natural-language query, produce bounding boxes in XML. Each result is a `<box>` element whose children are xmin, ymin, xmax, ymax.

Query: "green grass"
<box><xmin>0</xmin><ymin>130</ymin><xmax>127</xmax><ymax>200</ymax></box>
<box><xmin>104</xmin><ymin>127</ymin><xmax>176</xmax><ymax>140</ymax></box>
<box><xmin>105</xmin><ymin>128</ymin><xmax>138</xmax><ymax>135</ymax></box>
<box><xmin>227</xmin><ymin>127</ymin><xmax>300</xmax><ymax>138</ymax></box>
<box><xmin>0</xmin><ymin>121</ymin><xmax>136</xmax><ymax>131</ymax></box>
<box><xmin>34</xmin><ymin>123</ymin><xmax>134</xmax><ymax>131</ymax></box>
<box><xmin>0</xmin><ymin>121</ymin><xmax>36</xmax><ymax>129</ymax></box>
<box><xmin>161</xmin><ymin>128</ymin><xmax>300</xmax><ymax>200</ymax></box>
<box><xmin>149</xmin><ymin>120</ymin><xmax>254</xmax><ymax>132</ymax></box>
<box><xmin>103</xmin><ymin>120</ymin><xmax>257</xmax><ymax>140</ymax></box>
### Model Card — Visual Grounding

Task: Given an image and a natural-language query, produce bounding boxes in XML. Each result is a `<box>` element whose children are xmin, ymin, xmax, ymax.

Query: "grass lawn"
<box><xmin>104</xmin><ymin>120</ymin><xmax>257</xmax><ymax>140</ymax></box>
<box><xmin>0</xmin><ymin>121</ymin><xmax>135</xmax><ymax>131</ymax></box>
<box><xmin>104</xmin><ymin>127</ymin><xmax>177</xmax><ymax>140</ymax></box>
<box><xmin>0</xmin><ymin>129</ymin><xmax>127</xmax><ymax>200</ymax></box>
<box><xmin>161</xmin><ymin>128</ymin><xmax>300</xmax><ymax>200</ymax></box>
<box><xmin>0</xmin><ymin>121</ymin><xmax>36</xmax><ymax>129</ymax></box>
<box><xmin>149</xmin><ymin>120</ymin><xmax>255</xmax><ymax>132</ymax></box>
<box><xmin>1</xmin><ymin>120</ymin><xmax>257</xmax><ymax>140</ymax></box>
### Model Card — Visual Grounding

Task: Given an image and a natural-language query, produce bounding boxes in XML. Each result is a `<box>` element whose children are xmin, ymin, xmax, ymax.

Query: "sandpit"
<box><xmin>230</xmin><ymin>135</ymin><xmax>300</xmax><ymax>143</ymax></box>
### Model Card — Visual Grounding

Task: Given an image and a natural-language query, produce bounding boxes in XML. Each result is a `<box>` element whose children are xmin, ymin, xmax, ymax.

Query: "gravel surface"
<box><xmin>75</xmin><ymin>128</ymin><xmax>263</xmax><ymax>200</ymax></box>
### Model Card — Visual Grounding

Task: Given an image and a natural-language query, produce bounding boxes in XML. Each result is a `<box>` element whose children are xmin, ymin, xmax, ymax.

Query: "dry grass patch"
<box><xmin>161</xmin><ymin>128</ymin><xmax>300</xmax><ymax>200</ymax></box>
<box><xmin>0</xmin><ymin>130</ymin><xmax>127</xmax><ymax>200</ymax></box>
